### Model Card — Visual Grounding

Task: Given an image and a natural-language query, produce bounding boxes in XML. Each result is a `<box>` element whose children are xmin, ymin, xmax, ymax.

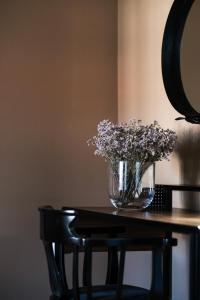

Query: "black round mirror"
<box><xmin>162</xmin><ymin>0</ymin><xmax>200</xmax><ymax>123</ymax></box>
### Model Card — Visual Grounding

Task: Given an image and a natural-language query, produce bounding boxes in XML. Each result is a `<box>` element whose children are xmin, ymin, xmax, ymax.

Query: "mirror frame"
<box><xmin>161</xmin><ymin>0</ymin><xmax>200</xmax><ymax>123</ymax></box>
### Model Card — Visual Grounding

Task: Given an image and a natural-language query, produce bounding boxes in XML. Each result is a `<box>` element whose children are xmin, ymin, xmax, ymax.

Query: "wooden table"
<box><xmin>74</xmin><ymin>207</ymin><xmax>200</xmax><ymax>300</ymax></box>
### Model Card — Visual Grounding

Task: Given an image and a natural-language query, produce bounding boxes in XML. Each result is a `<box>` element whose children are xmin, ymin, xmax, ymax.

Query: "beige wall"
<box><xmin>2</xmin><ymin>1</ymin><xmax>199</xmax><ymax>299</ymax></box>
<box><xmin>118</xmin><ymin>1</ymin><xmax>200</xmax><ymax>299</ymax></box>
<box><xmin>0</xmin><ymin>1</ymin><xmax>117</xmax><ymax>299</ymax></box>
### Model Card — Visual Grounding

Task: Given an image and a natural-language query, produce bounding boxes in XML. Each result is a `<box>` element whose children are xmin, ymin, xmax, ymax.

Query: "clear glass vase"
<box><xmin>108</xmin><ymin>160</ymin><xmax>155</xmax><ymax>210</ymax></box>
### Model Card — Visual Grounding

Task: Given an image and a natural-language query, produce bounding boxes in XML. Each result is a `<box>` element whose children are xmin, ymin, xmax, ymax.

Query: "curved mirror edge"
<box><xmin>162</xmin><ymin>0</ymin><xmax>200</xmax><ymax>123</ymax></box>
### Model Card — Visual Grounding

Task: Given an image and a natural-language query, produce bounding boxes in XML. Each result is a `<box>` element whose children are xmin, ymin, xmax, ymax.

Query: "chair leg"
<box><xmin>85</xmin><ymin>245</ymin><xmax>92</xmax><ymax>300</ymax></box>
<box><xmin>163</xmin><ymin>244</ymin><xmax>172</xmax><ymax>300</ymax></box>
<box><xmin>151</xmin><ymin>248</ymin><xmax>163</xmax><ymax>298</ymax></box>
<box><xmin>73</xmin><ymin>246</ymin><xmax>80</xmax><ymax>300</ymax></box>
<box><xmin>116</xmin><ymin>246</ymin><xmax>126</xmax><ymax>299</ymax></box>
<box><xmin>106</xmin><ymin>246</ymin><xmax>119</xmax><ymax>284</ymax></box>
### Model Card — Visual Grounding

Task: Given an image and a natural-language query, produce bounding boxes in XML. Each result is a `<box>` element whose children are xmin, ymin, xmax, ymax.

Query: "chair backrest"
<box><xmin>148</xmin><ymin>184</ymin><xmax>173</xmax><ymax>211</ymax></box>
<box><xmin>39</xmin><ymin>206</ymin><xmax>128</xmax><ymax>299</ymax></box>
<box><xmin>39</xmin><ymin>206</ymin><xmax>84</xmax><ymax>298</ymax></box>
<box><xmin>40</xmin><ymin>206</ymin><xmax>78</xmax><ymax>243</ymax></box>
<box><xmin>148</xmin><ymin>184</ymin><xmax>200</xmax><ymax>211</ymax></box>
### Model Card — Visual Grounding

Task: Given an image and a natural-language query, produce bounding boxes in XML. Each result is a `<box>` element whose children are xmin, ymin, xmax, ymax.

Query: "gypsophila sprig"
<box><xmin>87</xmin><ymin>119</ymin><xmax>177</xmax><ymax>163</ymax></box>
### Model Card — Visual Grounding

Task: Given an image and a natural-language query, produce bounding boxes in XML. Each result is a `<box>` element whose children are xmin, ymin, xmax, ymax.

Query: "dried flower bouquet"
<box><xmin>88</xmin><ymin>119</ymin><xmax>177</xmax><ymax>163</ymax></box>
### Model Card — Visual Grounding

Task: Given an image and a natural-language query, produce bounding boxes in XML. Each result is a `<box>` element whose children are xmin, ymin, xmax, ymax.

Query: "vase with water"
<box><xmin>108</xmin><ymin>160</ymin><xmax>155</xmax><ymax>210</ymax></box>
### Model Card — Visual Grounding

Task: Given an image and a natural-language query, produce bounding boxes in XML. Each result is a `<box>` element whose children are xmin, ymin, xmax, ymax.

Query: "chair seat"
<box><xmin>51</xmin><ymin>284</ymin><xmax>150</xmax><ymax>300</ymax></box>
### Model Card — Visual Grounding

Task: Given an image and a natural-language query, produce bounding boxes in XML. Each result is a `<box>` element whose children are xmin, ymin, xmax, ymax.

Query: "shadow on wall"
<box><xmin>175</xmin><ymin>128</ymin><xmax>200</xmax><ymax>210</ymax></box>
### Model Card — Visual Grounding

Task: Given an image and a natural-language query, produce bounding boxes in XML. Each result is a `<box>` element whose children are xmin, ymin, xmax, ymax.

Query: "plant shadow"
<box><xmin>175</xmin><ymin>128</ymin><xmax>200</xmax><ymax>211</ymax></box>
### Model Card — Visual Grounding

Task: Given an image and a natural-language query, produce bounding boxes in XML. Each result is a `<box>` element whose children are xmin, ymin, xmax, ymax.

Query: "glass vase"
<box><xmin>108</xmin><ymin>160</ymin><xmax>155</xmax><ymax>210</ymax></box>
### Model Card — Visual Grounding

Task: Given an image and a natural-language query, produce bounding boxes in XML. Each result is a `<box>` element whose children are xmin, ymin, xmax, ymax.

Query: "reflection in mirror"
<box><xmin>181</xmin><ymin>0</ymin><xmax>200</xmax><ymax>113</ymax></box>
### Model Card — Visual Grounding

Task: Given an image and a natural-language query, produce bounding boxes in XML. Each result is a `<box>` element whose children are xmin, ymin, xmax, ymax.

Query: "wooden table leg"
<box><xmin>151</xmin><ymin>233</ymin><xmax>173</xmax><ymax>300</ymax></box>
<box><xmin>190</xmin><ymin>231</ymin><xmax>200</xmax><ymax>300</ymax></box>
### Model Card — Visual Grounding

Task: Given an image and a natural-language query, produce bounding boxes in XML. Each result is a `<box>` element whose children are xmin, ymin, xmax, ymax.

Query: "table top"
<box><xmin>75</xmin><ymin>207</ymin><xmax>200</xmax><ymax>233</ymax></box>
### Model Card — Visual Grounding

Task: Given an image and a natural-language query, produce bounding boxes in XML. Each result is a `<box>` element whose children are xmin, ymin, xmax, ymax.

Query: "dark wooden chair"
<box><xmin>39</xmin><ymin>206</ymin><xmax>177</xmax><ymax>300</ymax></box>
